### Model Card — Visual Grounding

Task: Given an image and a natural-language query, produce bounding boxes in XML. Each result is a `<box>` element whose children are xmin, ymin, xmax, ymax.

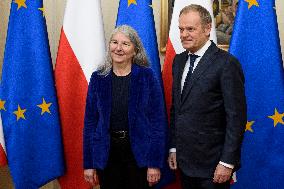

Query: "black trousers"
<box><xmin>180</xmin><ymin>170</ymin><xmax>230</xmax><ymax>189</ymax></box>
<box><xmin>98</xmin><ymin>136</ymin><xmax>152</xmax><ymax>189</ymax></box>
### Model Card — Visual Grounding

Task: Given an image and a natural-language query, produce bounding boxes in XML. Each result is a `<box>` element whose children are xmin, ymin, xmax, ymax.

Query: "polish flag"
<box><xmin>0</xmin><ymin>116</ymin><xmax>7</xmax><ymax>166</ymax></box>
<box><xmin>162</xmin><ymin>0</ymin><xmax>217</xmax><ymax>117</ymax></box>
<box><xmin>55</xmin><ymin>0</ymin><xmax>105</xmax><ymax>188</ymax></box>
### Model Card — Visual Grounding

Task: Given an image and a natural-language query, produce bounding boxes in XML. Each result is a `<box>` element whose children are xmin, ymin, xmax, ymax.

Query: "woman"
<box><xmin>83</xmin><ymin>25</ymin><xmax>167</xmax><ymax>189</ymax></box>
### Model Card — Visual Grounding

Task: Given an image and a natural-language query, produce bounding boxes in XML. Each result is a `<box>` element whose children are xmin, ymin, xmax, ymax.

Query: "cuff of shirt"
<box><xmin>219</xmin><ymin>161</ymin><xmax>234</xmax><ymax>169</ymax></box>
<box><xmin>169</xmin><ymin>148</ymin><xmax>176</xmax><ymax>153</ymax></box>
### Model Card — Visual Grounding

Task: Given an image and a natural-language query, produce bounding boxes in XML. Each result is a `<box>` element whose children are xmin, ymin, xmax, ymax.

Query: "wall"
<box><xmin>0</xmin><ymin>0</ymin><xmax>284</xmax><ymax>188</ymax></box>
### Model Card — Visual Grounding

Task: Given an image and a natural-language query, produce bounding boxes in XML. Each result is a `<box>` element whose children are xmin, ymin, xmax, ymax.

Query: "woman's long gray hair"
<box><xmin>98</xmin><ymin>25</ymin><xmax>149</xmax><ymax>75</ymax></box>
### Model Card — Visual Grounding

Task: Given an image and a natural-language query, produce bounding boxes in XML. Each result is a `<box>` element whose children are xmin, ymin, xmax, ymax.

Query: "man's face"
<box><xmin>178</xmin><ymin>11</ymin><xmax>211</xmax><ymax>53</ymax></box>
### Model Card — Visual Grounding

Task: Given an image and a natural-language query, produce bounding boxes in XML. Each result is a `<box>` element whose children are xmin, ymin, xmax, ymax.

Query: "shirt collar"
<box><xmin>188</xmin><ymin>40</ymin><xmax>211</xmax><ymax>58</ymax></box>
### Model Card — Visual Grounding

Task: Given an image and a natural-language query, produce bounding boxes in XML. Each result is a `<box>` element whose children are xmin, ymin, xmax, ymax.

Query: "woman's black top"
<box><xmin>110</xmin><ymin>72</ymin><xmax>131</xmax><ymax>132</ymax></box>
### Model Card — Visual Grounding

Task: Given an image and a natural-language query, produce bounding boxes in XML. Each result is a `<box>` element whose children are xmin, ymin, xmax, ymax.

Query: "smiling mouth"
<box><xmin>181</xmin><ymin>38</ymin><xmax>192</xmax><ymax>41</ymax></box>
<box><xmin>182</xmin><ymin>40</ymin><xmax>193</xmax><ymax>43</ymax></box>
<box><xmin>113</xmin><ymin>52</ymin><xmax>124</xmax><ymax>56</ymax></box>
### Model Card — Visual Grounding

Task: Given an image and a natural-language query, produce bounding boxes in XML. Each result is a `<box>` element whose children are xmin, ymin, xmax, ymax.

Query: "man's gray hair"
<box><xmin>179</xmin><ymin>4</ymin><xmax>212</xmax><ymax>26</ymax></box>
<box><xmin>98</xmin><ymin>25</ymin><xmax>149</xmax><ymax>76</ymax></box>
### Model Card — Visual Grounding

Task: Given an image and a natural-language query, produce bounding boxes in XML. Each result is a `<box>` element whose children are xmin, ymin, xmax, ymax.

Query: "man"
<box><xmin>168</xmin><ymin>4</ymin><xmax>246</xmax><ymax>189</ymax></box>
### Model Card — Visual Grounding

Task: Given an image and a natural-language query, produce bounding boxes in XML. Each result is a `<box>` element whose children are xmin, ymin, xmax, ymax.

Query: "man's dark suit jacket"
<box><xmin>169</xmin><ymin>42</ymin><xmax>247</xmax><ymax>178</ymax></box>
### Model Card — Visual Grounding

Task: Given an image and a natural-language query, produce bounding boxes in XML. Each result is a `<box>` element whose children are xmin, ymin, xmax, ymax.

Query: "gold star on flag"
<box><xmin>245</xmin><ymin>0</ymin><xmax>259</xmax><ymax>9</ymax></box>
<box><xmin>13</xmin><ymin>105</ymin><xmax>26</xmax><ymax>121</ymax></box>
<box><xmin>0</xmin><ymin>100</ymin><xmax>6</xmax><ymax>111</ymax></box>
<box><xmin>128</xmin><ymin>0</ymin><xmax>137</xmax><ymax>7</ymax></box>
<box><xmin>37</xmin><ymin>98</ymin><xmax>52</xmax><ymax>115</ymax></box>
<box><xmin>245</xmin><ymin>121</ymin><xmax>255</xmax><ymax>132</ymax></box>
<box><xmin>268</xmin><ymin>108</ymin><xmax>284</xmax><ymax>127</ymax></box>
<box><xmin>14</xmin><ymin>0</ymin><xmax>27</xmax><ymax>10</ymax></box>
<box><xmin>38</xmin><ymin>7</ymin><xmax>45</xmax><ymax>17</ymax></box>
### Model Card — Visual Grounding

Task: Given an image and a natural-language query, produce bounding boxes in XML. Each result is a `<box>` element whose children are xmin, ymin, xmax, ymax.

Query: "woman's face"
<box><xmin>109</xmin><ymin>32</ymin><xmax>136</xmax><ymax>66</ymax></box>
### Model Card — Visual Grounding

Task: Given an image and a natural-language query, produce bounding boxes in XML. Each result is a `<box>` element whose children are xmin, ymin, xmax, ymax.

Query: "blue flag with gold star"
<box><xmin>0</xmin><ymin>0</ymin><xmax>64</xmax><ymax>188</ymax></box>
<box><xmin>116</xmin><ymin>0</ymin><xmax>162</xmax><ymax>84</ymax></box>
<box><xmin>230</xmin><ymin>0</ymin><xmax>284</xmax><ymax>188</ymax></box>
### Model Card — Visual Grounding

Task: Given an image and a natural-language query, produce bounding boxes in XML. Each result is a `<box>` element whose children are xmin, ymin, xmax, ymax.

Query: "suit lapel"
<box><xmin>181</xmin><ymin>43</ymin><xmax>219</xmax><ymax>104</ymax></box>
<box><xmin>176</xmin><ymin>52</ymin><xmax>189</xmax><ymax>105</ymax></box>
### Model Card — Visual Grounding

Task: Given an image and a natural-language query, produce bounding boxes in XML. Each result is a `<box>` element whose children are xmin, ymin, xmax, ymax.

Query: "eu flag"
<box><xmin>116</xmin><ymin>0</ymin><xmax>162</xmax><ymax>84</ymax></box>
<box><xmin>230</xmin><ymin>0</ymin><xmax>284</xmax><ymax>188</ymax></box>
<box><xmin>0</xmin><ymin>0</ymin><xmax>64</xmax><ymax>188</ymax></box>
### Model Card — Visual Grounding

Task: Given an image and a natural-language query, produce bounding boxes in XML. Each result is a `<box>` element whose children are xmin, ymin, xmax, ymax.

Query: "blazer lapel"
<box><xmin>177</xmin><ymin>52</ymin><xmax>189</xmax><ymax>105</ymax></box>
<box><xmin>128</xmin><ymin>64</ymin><xmax>140</xmax><ymax>128</ymax></box>
<box><xmin>181</xmin><ymin>43</ymin><xmax>219</xmax><ymax>104</ymax></box>
<box><xmin>98</xmin><ymin>73</ymin><xmax>112</xmax><ymax>132</ymax></box>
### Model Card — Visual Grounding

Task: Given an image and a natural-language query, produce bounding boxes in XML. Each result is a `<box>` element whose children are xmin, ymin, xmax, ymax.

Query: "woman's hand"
<box><xmin>84</xmin><ymin>169</ymin><xmax>99</xmax><ymax>186</ymax></box>
<box><xmin>147</xmin><ymin>168</ymin><xmax>161</xmax><ymax>186</ymax></box>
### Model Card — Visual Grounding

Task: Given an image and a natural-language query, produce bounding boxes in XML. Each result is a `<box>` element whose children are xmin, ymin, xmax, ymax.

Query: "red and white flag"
<box><xmin>162</xmin><ymin>0</ymin><xmax>217</xmax><ymax>116</ymax></box>
<box><xmin>55</xmin><ymin>0</ymin><xmax>105</xmax><ymax>188</ymax></box>
<box><xmin>0</xmin><ymin>116</ymin><xmax>7</xmax><ymax>166</ymax></box>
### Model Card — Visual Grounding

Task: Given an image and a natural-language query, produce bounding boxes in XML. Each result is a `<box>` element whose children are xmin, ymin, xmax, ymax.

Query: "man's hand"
<box><xmin>147</xmin><ymin>168</ymin><xmax>161</xmax><ymax>186</ymax></box>
<box><xmin>168</xmin><ymin>152</ymin><xmax>177</xmax><ymax>170</ymax></box>
<box><xmin>213</xmin><ymin>163</ymin><xmax>233</xmax><ymax>183</ymax></box>
<box><xmin>84</xmin><ymin>169</ymin><xmax>99</xmax><ymax>186</ymax></box>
